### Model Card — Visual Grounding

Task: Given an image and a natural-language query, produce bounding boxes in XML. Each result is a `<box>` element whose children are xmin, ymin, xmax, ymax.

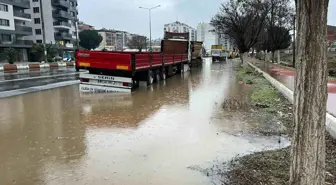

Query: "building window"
<box><xmin>33</xmin><ymin>7</ymin><xmax>39</xmax><ymax>13</ymax></box>
<box><xmin>36</xmin><ymin>39</ymin><xmax>42</xmax><ymax>43</ymax></box>
<box><xmin>0</xmin><ymin>19</ymin><xmax>10</xmax><ymax>26</ymax></box>
<box><xmin>34</xmin><ymin>18</ymin><xmax>41</xmax><ymax>24</ymax></box>
<box><xmin>0</xmin><ymin>4</ymin><xmax>8</xmax><ymax>12</ymax></box>
<box><xmin>35</xmin><ymin>29</ymin><xmax>42</xmax><ymax>35</ymax></box>
<box><xmin>1</xmin><ymin>34</ymin><xmax>11</xmax><ymax>42</ymax></box>
<box><xmin>70</xmin><ymin>11</ymin><xmax>76</xmax><ymax>16</ymax></box>
<box><xmin>33</xmin><ymin>0</ymin><xmax>39</xmax><ymax>2</ymax></box>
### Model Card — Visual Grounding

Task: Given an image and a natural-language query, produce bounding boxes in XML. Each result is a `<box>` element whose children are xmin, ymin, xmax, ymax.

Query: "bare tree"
<box><xmin>127</xmin><ymin>35</ymin><xmax>147</xmax><ymax>52</ymax></box>
<box><xmin>289</xmin><ymin>0</ymin><xmax>329</xmax><ymax>184</ymax></box>
<box><xmin>265</xmin><ymin>0</ymin><xmax>293</xmax><ymax>63</ymax></box>
<box><xmin>211</xmin><ymin>0</ymin><xmax>269</xmax><ymax>64</ymax></box>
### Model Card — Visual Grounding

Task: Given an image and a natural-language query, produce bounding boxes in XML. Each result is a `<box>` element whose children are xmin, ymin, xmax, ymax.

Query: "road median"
<box><xmin>0</xmin><ymin>62</ymin><xmax>75</xmax><ymax>72</ymax></box>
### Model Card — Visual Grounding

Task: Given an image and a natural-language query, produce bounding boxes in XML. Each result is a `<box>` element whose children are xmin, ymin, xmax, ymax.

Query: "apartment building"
<box><xmin>328</xmin><ymin>25</ymin><xmax>336</xmax><ymax>45</ymax></box>
<box><xmin>24</xmin><ymin>0</ymin><xmax>78</xmax><ymax>49</ymax></box>
<box><xmin>164</xmin><ymin>21</ymin><xmax>197</xmax><ymax>41</ymax></box>
<box><xmin>97</xmin><ymin>29</ymin><xmax>116</xmax><ymax>51</ymax></box>
<box><xmin>0</xmin><ymin>0</ymin><xmax>33</xmax><ymax>61</ymax></box>
<box><xmin>197</xmin><ymin>22</ymin><xmax>234</xmax><ymax>52</ymax></box>
<box><xmin>197</xmin><ymin>22</ymin><xmax>218</xmax><ymax>52</ymax></box>
<box><xmin>218</xmin><ymin>34</ymin><xmax>234</xmax><ymax>51</ymax></box>
<box><xmin>97</xmin><ymin>29</ymin><xmax>135</xmax><ymax>51</ymax></box>
<box><xmin>78</xmin><ymin>21</ymin><xmax>94</xmax><ymax>31</ymax></box>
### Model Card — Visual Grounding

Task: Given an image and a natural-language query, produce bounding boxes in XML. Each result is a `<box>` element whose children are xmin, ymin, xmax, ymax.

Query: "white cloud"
<box><xmin>78</xmin><ymin>0</ymin><xmax>336</xmax><ymax>39</ymax></box>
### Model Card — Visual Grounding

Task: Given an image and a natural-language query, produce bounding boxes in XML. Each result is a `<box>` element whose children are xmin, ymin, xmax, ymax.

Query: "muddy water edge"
<box><xmin>213</xmin><ymin>65</ymin><xmax>336</xmax><ymax>185</ymax></box>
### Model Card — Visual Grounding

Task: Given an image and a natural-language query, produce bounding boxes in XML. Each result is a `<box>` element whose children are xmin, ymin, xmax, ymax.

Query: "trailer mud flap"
<box><xmin>79</xmin><ymin>84</ymin><xmax>132</xmax><ymax>93</ymax></box>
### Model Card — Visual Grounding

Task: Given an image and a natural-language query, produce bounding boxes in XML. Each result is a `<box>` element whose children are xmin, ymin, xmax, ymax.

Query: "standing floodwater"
<box><xmin>0</xmin><ymin>60</ymin><xmax>288</xmax><ymax>185</ymax></box>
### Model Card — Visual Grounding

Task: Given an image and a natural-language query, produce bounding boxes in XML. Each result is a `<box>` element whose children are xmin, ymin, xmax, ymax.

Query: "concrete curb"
<box><xmin>0</xmin><ymin>62</ymin><xmax>75</xmax><ymax>72</ymax></box>
<box><xmin>248</xmin><ymin>62</ymin><xmax>336</xmax><ymax>138</ymax></box>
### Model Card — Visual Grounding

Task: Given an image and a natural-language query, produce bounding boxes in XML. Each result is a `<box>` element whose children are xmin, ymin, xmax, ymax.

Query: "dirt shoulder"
<box><xmin>216</xmin><ymin>66</ymin><xmax>336</xmax><ymax>185</ymax></box>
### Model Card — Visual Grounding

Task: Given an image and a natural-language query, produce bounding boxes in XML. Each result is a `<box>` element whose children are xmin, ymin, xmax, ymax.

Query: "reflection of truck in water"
<box><xmin>211</xmin><ymin>45</ymin><xmax>227</xmax><ymax>62</ymax></box>
<box><xmin>79</xmin><ymin>76</ymin><xmax>190</xmax><ymax>127</ymax></box>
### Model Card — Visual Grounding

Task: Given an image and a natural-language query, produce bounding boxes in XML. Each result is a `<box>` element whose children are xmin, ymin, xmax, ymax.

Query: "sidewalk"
<box><xmin>247</xmin><ymin>58</ymin><xmax>336</xmax><ymax>138</ymax></box>
<box><xmin>0</xmin><ymin>62</ymin><xmax>75</xmax><ymax>72</ymax></box>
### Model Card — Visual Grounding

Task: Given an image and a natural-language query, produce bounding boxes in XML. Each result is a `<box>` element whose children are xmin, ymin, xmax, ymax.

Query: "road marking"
<box><xmin>0</xmin><ymin>72</ymin><xmax>79</xmax><ymax>84</ymax></box>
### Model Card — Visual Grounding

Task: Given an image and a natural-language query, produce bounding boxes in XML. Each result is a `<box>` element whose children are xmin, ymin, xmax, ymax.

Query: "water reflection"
<box><xmin>0</xmin><ymin>60</ymin><xmax>287</xmax><ymax>185</ymax></box>
<box><xmin>0</xmin><ymin>88</ymin><xmax>85</xmax><ymax>185</ymax></box>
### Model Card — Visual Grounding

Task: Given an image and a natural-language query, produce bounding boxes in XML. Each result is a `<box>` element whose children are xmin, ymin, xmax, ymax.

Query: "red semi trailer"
<box><xmin>76</xmin><ymin>39</ymin><xmax>191</xmax><ymax>93</ymax></box>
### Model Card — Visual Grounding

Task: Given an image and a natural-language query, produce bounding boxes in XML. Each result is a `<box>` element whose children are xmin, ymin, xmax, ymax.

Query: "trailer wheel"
<box><xmin>147</xmin><ymin>70</ymin><xmax>154</xmax><ymax>85</ymax></box>
<box><xmin>161</xmin><ymin>69</ymin><xmax>166</xmax><ymax>80</ymax></box>
<box><xmin>180</xmin><ymin>63</ymin><xmax>184</xmax><ymax>74</ymax></box>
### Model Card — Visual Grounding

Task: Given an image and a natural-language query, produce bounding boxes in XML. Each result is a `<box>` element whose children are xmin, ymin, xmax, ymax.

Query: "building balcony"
<box><xmin>51</xmin><ymin>0</ymin><xmax>70</xmax><ymax>8</ymax></box>
<box><xmin>15</xmin><ymin>25</ymin><xmax>32</xmax><ymax>35</ymax></box>
<box><xmin>52</xmin><ymin>10</ymin><xmax>72</xmax><ymax>20</ymax></box>
<box><xmin>0</xmin><ymin>39</ymin><xmax>33</xmax><ymax>48</ymax></box>
<box><xmin>70</xmin><ymin>0</ymin><xmax>78</xmax><ymax>6</ymax></box>
<box><xmin>53</xmin><ymin>21</ymin><xmax>71</xmax><ymax>29</ymax></box>
<box><xmin>55</xmin><ymin>32</ymin><xmax>73</xmax><ymax>41</ymax></box>
<box><xmin>13</xmin><ymin>11</ymin><xmax>31</xmax><ymax>20</ymax></box>
<box><xmin>0</xmin><ymin>0</ymin><xmax>30</xmax><ymax>9</ymax></box>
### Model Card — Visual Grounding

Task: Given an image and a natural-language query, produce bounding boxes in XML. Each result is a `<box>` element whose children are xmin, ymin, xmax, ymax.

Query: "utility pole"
<box><xmin>39</xmin><ymin>0</ymin><xmax>47</xmax><ymax>62</ymax></box>
<box><xmin>139</xmin><ymin>5</ymin><xmax>161</xmax><ymax>52</ymax></box>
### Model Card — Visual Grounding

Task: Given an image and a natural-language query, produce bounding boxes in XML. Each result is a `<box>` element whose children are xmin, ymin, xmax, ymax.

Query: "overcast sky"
<box><xmin>78</xmin><ymin>0</ymin><xmax>336</xmax><ymax>39</ymax></box>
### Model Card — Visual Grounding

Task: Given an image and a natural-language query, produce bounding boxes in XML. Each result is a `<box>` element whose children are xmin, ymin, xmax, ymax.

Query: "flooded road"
<box><xmin>0</xmin><ymin>60</ymin><xmax>288</xmax><ymax>185</ymax></box>
<box><xmin>252</xmin><ymin>61</ymin><xmax>336</xmax><ymax>116</ymax></box>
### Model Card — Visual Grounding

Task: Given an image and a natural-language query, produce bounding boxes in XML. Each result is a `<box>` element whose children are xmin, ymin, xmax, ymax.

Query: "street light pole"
<box><xmin>139</xmin><ymin>5</ymin><xmax>161</xmax><ymax>52</ymax></box>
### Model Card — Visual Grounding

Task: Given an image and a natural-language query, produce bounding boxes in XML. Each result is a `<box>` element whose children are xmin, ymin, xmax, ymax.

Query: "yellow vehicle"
<box><xmin>211</xmin><ymin>45</ymin><xmax>228</xmax><ymax>61</ymax></box>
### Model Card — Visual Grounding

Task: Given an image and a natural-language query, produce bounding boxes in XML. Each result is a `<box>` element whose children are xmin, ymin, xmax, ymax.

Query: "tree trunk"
<box><xmin>277</xmin><ymin>50</ymin><xmax>280</xmax><ymax>64</ymax></box>
<box><xmin>289</xmin><ymin>0</ymin><xmax>329</xmax><ymax>185</ymax></box>
<box><xmin>240</xmin><ymin>52</ymin><xmax>248</xmax><ymax>64</ymax></box>
<box><xmin>272</xmin><ymin>51</ymin><xmax>275</xmax><ymax>63</ymax></box>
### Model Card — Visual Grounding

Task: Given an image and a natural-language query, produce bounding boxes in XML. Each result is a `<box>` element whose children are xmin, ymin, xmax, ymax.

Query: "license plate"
<box><xmin>80</xmin><ymin>62</ymin><xmax>90</xmax><ymax>67</ymax></box>
<box><xmin>97</xmin><ymin>75</ymin><xmax>115</xmax><ymax>81</ymax></box>
<box><xmin>96</xmin><ymin>80</ymin><xmax>122</xmax><ymax>86</ymax></box>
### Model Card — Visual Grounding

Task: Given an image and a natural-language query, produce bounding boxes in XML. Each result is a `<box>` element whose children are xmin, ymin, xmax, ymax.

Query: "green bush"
<box><xmin>3</xmin><ymin>48</ymin><xmax>18</xmax><ymax>64</ymax></box>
